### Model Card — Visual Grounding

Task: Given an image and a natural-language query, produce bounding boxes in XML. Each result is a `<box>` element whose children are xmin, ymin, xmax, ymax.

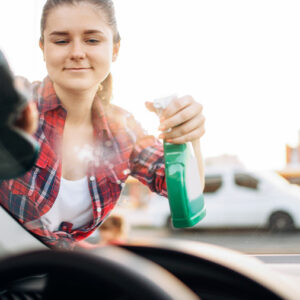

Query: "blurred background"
<box><xmin>1</xmin><ymin>0</ymin><xmax>300</xmax><ymax>253</ymax></box>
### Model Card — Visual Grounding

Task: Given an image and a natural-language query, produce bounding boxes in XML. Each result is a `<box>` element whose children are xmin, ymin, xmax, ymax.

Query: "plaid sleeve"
<box><xmin>126</xmin><ymin>115</ymin><xmax>168</xmax><ymax>197</ymax></box>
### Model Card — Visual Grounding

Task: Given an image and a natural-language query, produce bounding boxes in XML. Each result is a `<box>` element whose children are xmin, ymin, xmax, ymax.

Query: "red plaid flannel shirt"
<box><xmin>0</xmin><ymin>77</ymin><xmax>167</xmax><ymax>249</ymax></box>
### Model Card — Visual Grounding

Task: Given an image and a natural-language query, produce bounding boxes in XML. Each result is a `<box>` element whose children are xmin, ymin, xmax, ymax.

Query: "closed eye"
<box><xmin>86</xmin><ymin>39</ymin><xmax>100</xmax><ymax>44</ymax></box>
<box><xmin>54</xmin><ymin>40</ymin><xmax>69</xmax><ymax>45</ymax></box>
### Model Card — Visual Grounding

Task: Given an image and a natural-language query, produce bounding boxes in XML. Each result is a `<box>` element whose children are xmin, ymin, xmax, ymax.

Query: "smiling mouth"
<box><xmin>64</xmin><ymin>67</ymin><xmax>92</xmax><ymax>71</ymax></box>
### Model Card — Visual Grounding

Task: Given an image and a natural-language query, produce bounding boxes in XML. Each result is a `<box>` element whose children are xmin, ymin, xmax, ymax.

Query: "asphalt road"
<box><xmin>128</xmin><ymin>227</ymin><xmax>300</xmax><ymax>254</ymax></box>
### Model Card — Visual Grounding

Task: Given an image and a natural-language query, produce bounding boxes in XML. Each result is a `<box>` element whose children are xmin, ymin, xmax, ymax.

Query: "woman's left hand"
<box><xmin>146</xmin><ymin>95</ymin><xmax>205</xmax><ymax>144</ymax></box>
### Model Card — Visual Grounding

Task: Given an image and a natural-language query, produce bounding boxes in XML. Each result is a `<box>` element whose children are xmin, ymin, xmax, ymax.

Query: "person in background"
<box><xmin>0</xmin><ymin>0</ymin><xmax>206</xmax><ymax>249</ymax></box>
<box><xmin>75</xmin><ymin>214</ymin><xmax>127</xmax><ymax>248</ymax></box>
<box><xmin>98</xmin><ymin>214</ymin><xmax>127</xmax><ymax>246</ymax></box>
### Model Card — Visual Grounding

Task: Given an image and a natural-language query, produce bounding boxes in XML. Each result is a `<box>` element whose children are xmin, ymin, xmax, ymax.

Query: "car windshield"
<box><xmin>1</xmin><ymin>0</ymin><xmax>300</xmax><ymax>256</ymax></box>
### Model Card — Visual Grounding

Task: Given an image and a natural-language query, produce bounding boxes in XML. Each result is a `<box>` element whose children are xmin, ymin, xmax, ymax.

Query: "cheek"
<box><xmin>91</xmin><ymin>45</ymin><xmax>113</xmax><ymax>65</ymax></box>
<box><xmin>94</xmin><ymin>53</ymin><xmax>113</xmax><ymax>76</ymax></box>
<box><xmin>44</xmin><ymin>47</ymin><xmax>65</xmax><ymax>69</ymax></box>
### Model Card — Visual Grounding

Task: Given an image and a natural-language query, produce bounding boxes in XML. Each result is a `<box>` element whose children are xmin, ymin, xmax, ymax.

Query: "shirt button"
<box><xmin>123</xmin><ymin>169</ymin><xmax>131</xmax><ymax>176</ymax></box>
<box><xmin>90</xmin><ymin>176</ymin><xmax>95</xmax><ymax>181</ymax></box>
<box><xmin>97</xmin><ymin>208</ymin><xmax>102</xmax><ymax>212</ymax></box>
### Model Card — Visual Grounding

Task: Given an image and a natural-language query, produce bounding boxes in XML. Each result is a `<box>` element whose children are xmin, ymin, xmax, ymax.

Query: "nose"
<box><xmin>69</xmin><ymin>40</ymin><xmax>86</xmax><ymax>61</ymax></box>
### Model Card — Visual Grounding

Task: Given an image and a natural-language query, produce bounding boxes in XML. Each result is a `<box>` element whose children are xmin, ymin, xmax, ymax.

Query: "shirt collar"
<box><xmin>37</xmin><ymin>76</ymin><xmax>111</xmax><ymax>137</ymax></box>
<box><xmin>38</xmin><ymin>76</ymin><xmax>63</xmax><ymax>114</ymax></box>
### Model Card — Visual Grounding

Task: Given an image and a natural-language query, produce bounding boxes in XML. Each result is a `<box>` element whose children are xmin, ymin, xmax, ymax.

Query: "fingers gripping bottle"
<box><xmin>153</xmin><ymin>96</ymin><xmax>206</xmax><ymax>228</ymax></box>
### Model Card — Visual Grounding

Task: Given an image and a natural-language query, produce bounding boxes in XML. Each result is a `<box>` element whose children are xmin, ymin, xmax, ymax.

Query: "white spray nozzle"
<box><xmin>153</xmin><ymin>94</ymin><xmax>177</xmax><ymax>117</ymax></box>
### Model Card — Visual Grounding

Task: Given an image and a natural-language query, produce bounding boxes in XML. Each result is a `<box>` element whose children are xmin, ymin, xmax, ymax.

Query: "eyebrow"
<box><xmin>49</xmin><ymin>30</ymin><xmax>104</xmax><ymax>36</ymax></box>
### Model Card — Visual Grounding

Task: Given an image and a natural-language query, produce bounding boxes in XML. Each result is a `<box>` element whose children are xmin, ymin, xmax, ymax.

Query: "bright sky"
<box><xmin>1</xmin><ymin>0</ymin><xmax>300</xmax><ymax>171</ymax></box>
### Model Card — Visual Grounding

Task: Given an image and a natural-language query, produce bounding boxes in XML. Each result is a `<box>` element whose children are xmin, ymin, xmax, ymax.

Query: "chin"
<box><xmin>60</xmin><ymin>79</ymin><xmax>97</xmax><ymax>93</ymax></box>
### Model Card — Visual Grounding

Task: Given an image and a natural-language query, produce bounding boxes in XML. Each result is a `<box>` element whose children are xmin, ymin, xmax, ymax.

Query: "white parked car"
<box><xmin>198</xmin><ymin>168</ymin><xmax>300</xmax><ymax>231</ymax></box>
<box><xmin>117</xmin><ymin>168</ymin><xmax>300</xmax><ymax>232</ymax></box>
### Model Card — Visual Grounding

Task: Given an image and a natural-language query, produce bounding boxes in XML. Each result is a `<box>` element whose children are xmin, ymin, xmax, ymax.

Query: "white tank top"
<box><xmin>40</xmin><ymin>176</ymin><xmax>93</xmax><ymax>232</ymax></box>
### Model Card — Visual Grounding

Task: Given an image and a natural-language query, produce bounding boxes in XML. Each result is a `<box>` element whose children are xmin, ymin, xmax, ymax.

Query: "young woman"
<box><xmin>0</xmin><ymin>0</ymin><xmax>205</xmax><ymax>249</ymax></box>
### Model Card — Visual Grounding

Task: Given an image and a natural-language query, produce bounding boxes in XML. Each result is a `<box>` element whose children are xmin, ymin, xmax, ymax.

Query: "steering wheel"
<box><xmin>0</xmin><ymin>247</ymin><xmax>199</xmax><ymax>300</ymax></box>
<box><xmin>120</xmin><ymin>240</ymin><xmax>298</xmax><ymax>300</ymax></box>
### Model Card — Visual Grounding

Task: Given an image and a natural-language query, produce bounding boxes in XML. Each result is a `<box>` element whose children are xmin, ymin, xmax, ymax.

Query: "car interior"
<box><xmin>0</xmin><ymin>204</ymin><xmax>299</xmax><ymax>300</ymax></box>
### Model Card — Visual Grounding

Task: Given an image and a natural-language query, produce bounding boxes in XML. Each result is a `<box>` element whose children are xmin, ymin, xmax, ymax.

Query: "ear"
<box><xmin>112</xmin><ymin>41</ymin><xmax>120</xmax><ymax>62</ymax></box>
<box><xmin>39</xmin><ymin>40</ymin><xmax>45</xmax><ymax>61</ymax></box>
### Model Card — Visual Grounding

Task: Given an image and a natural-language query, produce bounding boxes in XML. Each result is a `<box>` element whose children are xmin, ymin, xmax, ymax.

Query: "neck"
<box><xmin>54</xmin><ymin>83</ymin><xmax>98</xmax><ymax>125</ymax></box>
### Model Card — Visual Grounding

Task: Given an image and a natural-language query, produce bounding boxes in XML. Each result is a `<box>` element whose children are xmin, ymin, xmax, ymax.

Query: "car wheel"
<box><xmin>269</xmin><ymin>212</ymin><xmax>295</xmax><ymax>233</ymax></box>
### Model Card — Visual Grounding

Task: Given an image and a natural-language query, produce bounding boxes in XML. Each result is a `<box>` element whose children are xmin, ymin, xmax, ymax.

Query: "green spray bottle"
<box><xmin>153</xmin><ymin>96</ymin><xmax>206</xmax><ymax>228</ymax></box>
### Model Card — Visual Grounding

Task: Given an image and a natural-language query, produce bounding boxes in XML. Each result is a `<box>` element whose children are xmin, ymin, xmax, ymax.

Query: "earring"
<box><xmin>98</xmin><ymin>83</ymin><xmax>103</xmax><ymax>92</ymax></box>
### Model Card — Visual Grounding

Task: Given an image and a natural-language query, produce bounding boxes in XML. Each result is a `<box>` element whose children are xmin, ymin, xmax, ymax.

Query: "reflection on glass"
<box><xmin>0</xmin><ymin>0</ymin><xmax>300</xmax><ymax>255</ymax></box>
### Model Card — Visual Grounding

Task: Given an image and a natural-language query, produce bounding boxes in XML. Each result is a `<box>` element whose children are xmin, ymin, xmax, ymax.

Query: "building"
<box><xmin>278</xmin><ymin>130</ymin><xmax>300</xmax><ymax>185</ymax></box>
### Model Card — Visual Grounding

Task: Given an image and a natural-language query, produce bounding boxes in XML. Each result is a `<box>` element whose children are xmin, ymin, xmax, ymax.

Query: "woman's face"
<box><xmin>40</xmin><ymin>3</ymin><xmax>119</xmax><ymax>93</ymax></box>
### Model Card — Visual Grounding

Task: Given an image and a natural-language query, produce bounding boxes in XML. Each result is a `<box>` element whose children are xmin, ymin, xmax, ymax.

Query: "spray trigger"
<box><xmin>152</xmin><ymin>94</ymin><xmax>177</xmax><ymax>117</ymax></box>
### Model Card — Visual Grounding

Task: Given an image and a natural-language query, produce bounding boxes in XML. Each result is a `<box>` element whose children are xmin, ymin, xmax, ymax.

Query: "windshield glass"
<box><xmin>0</xmin><ymin>0</ymin><xmax>300</xmax><ymax>255</ymax></box>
